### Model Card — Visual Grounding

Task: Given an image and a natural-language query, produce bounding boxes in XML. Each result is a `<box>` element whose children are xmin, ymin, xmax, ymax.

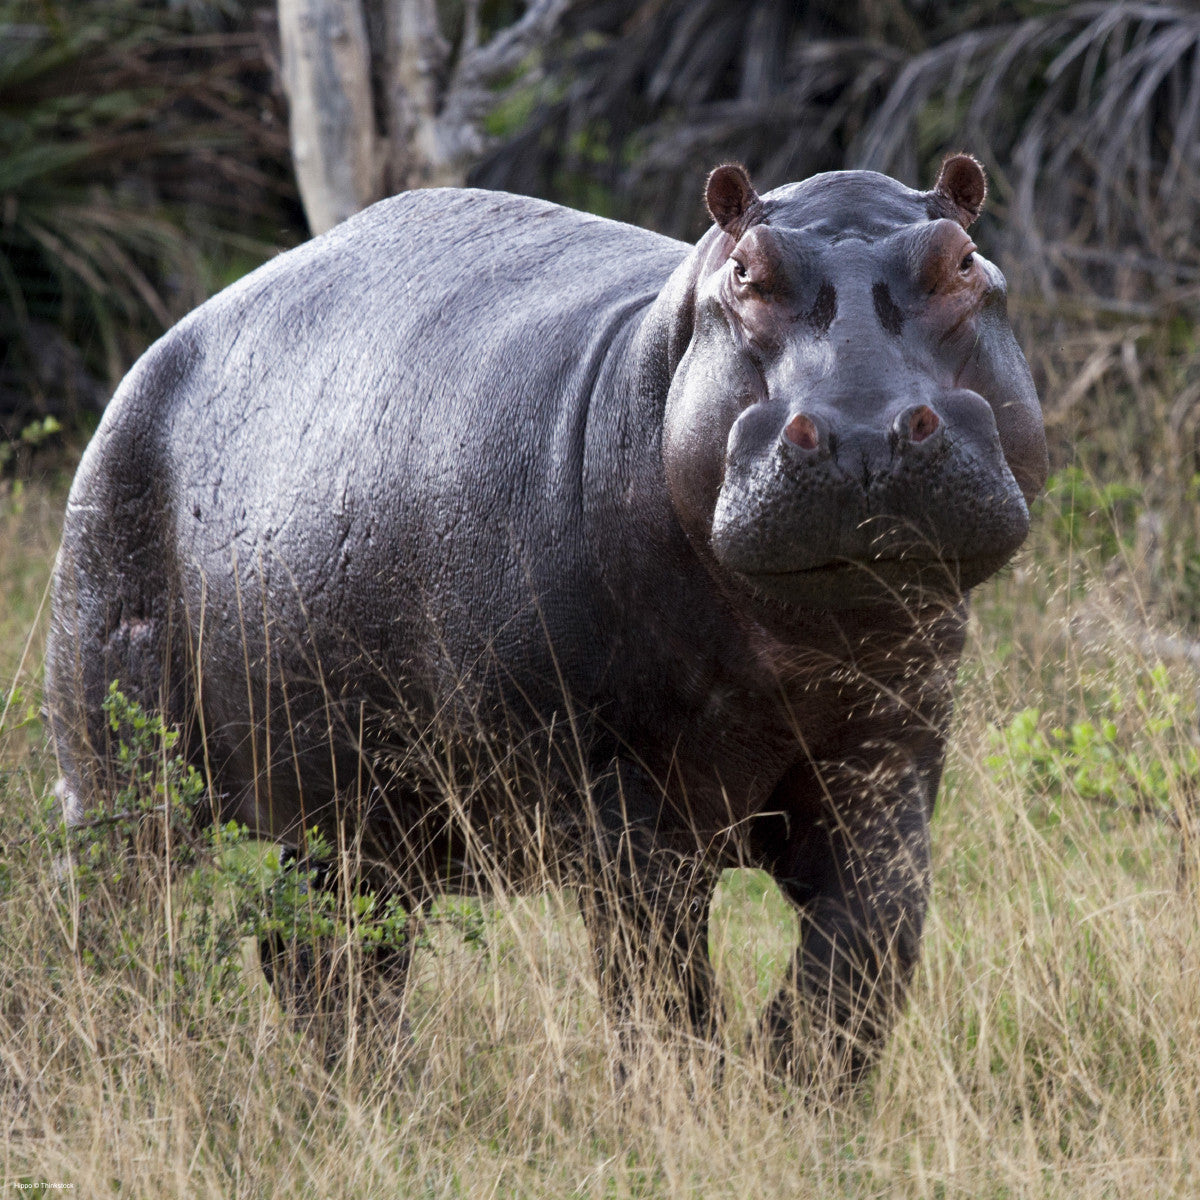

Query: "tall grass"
<box><xmin>2</xmin><ymin>457</ymin><xmax>1199</xmax><ymax>1196</ymax></box>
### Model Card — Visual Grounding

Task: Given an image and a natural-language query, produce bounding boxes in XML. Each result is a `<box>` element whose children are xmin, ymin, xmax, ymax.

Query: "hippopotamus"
<box><xmin>45</xmin><ymin>155</ymin><xmax>1046</xmax><ymax>1081</ymax></box>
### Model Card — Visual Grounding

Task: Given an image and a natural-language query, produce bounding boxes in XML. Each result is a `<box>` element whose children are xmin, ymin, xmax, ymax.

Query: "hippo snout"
<box><xmin>711</xmin><ymin>387</ymin><xmax>1031</xmax><ymax>607</ymax></box>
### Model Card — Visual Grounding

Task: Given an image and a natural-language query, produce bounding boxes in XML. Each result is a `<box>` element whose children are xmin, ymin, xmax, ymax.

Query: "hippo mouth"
<box><xmin>738</xmin><ymin>549</ymin><xmax>1015</xmax><ymax>610</ymax></box>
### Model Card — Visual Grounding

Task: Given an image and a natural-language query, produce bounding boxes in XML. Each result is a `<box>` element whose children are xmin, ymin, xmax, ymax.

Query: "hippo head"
<box><xmin>661</xmin><ymin>156</ymin><xmax>1048</xmax><ymax>610</ymax></box>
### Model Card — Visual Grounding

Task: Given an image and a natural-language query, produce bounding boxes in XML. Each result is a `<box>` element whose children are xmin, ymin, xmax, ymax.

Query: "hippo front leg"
<box><xmin>577</xmin><ymin>761</ymin><xmax>721</xmax><ymax>1063</ymax></box>
<box><xmin>761</xmin><ymin>745</ymin><xmax>936</xmax><ymax>1088</ymax></box>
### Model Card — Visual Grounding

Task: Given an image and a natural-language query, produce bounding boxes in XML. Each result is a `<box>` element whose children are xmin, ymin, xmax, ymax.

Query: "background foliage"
<box><xmin>0</xmin><ymin>0</ymin><xmax>298</xmax><ymax>437</ymax></box>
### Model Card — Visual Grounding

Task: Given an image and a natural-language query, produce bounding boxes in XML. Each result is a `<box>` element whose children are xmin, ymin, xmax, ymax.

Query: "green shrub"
<box><xmin>46</xmin><ymin>683</ymin><xmax>492</xmax><ymax>1012</ymax></box>
<box><xmin>1039</xmin><ymin>466</ymin><xmax>1142</xmax><ymax>563</ymax></box>
<box><xmin>988</xmin><ymin>664</ymin><xmax>1199</xmax><ymax>825</ymax></box>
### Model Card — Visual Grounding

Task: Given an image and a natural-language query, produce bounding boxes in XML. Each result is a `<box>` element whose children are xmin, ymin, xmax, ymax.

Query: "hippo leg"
<box><xmin>761</xmin><ymin>751</ymin><xmax>932</xmax><ymax>1088</ymax></box>
<box><xmin>259</xmin><ymin>848</ymin><xmax>423</xmax><ymax>1059</ymax></box>
<box><xmin>578</xmin><ymin>762</ymin><xmax>721</xmax><ymax>1063</ymax></box>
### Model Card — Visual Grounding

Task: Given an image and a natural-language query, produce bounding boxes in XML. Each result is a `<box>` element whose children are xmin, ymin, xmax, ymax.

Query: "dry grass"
<box><xmin>2</xmin><ymin>461</ymin><xmax>1199</xmax><ymax>1198</ymax></box>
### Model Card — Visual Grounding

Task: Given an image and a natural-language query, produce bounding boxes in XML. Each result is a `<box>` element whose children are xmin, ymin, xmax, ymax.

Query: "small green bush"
<box><xmin>987</xmin><ymin>664</ymin><xmax>1199</xmax><ymax>824</ymax></box>
<box><xmin>1040</xmin><ymin>466</ymin><xmax>1142</xmax><ymax>563</ymax></box>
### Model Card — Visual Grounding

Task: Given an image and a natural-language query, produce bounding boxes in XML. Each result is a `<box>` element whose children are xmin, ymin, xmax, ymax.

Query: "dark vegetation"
<box><xmin>0</xmin><ymin>0</ymin><xmax>298</xmax><ymax>442</ymax></box>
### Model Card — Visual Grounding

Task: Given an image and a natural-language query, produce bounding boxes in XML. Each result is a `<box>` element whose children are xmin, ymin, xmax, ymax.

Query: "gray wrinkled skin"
<box><xmin>46</xmin><ymin>169</ymin><xmax>1047</xmax><ymax>1082</ymax></box>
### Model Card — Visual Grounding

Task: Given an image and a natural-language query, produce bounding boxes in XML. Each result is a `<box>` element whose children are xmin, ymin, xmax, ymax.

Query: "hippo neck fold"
<box><xmin>635</xmin><ymin>224</ymin><xmax>734</xmax><ymax>384</ymax></box>
<box><xmin>579</xmin><ymin>224</ymin><xmax>730</xmax><ymax>541</ymax></box>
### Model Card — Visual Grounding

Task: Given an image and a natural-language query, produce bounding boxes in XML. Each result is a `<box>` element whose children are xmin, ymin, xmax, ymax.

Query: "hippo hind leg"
<box><xmin>257</xmin><ymin>843</ymin><xmax>426</xmax><ymax>1064</ymax></box>
<box><xmin>46</xmin><ymin>529</ymin><xmax>201</xmax><ymax>842</ymax></box>
<box><xmin>575</xmin><ymin>760</ymin><xmax>723</xmax><ymax>1082</ymax></box>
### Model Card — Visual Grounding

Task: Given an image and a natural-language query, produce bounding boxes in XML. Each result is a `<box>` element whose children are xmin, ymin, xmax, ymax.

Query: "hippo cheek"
<box><xmin>957</xmin><ymin>269</ymin><xmax>1049</xmax><ymax>504</ymax></box>
<box><xmin>662</xmin><ymin>319</ymin><xmax>767</xmax><ymax>550</ymax></box>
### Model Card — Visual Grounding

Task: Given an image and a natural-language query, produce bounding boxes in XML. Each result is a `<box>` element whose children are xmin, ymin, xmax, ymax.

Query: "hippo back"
<box><xmin>48</xmin><ymin>191</ymin><xmax>688</xmax><ymax>831</ymax></box>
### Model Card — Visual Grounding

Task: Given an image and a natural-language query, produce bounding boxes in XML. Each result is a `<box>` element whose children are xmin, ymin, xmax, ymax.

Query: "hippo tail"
<box><xmin>44</xmin><ymin>329</ymin><xmax>199</xmax><ymax>827</ymax></box>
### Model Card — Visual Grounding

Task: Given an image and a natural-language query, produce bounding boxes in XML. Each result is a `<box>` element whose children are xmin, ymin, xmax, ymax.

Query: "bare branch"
<box><xmin>462</xmin><ymin>0</ymin><xmax>481</xmax><ymax>58</ymax></box>
<box><xmin>454</xmin><ymin>0</ymin><xmax>573</xmax><ymax>91</ymax></box>
<box><xmin>427</xmin><ymin>0</ymin><xmax>575</xmax><ymax>179</ymax></box>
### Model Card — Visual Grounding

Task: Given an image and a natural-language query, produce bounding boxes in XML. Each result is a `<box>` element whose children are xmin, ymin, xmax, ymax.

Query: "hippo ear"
<box><xmin>705</xmin><ymin>163</ymin><xmax>761</xmax><ymax>235</ymax></box>
<box><xmin>933</xmin><ymin>153</ymin><xmax>987</xmax><ymax>227</ymax></box>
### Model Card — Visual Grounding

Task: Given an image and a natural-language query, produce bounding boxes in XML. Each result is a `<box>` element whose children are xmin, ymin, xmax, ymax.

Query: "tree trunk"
<box><xmin>381</xmin><ymin>0</ymin><xmax>456</xmax><ymax>190</ymax></box>
<box><xmin>277</xmin><ymin>0</ymin><xmax>573</xmax><ymax>235</ymax></box>
<box><xmin>278</xmin><ymin>0</ymin><xmax>382</xmax><ymax>234</ymax></box>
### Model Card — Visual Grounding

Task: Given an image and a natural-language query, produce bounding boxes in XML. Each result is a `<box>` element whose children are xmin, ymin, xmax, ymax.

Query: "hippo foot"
<box><xmin>259</xmin><ymin>929</ymin><xmax>417</xmax><ymax>1068</ymax></box>
<box><xmin>756</xmin><ymin>991</ymin><xmax>878</xmax><ymax>1100</ymax></box>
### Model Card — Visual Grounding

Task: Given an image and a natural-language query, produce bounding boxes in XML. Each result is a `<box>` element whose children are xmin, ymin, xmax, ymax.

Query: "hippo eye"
<box><xmin>732</xmin><ymin>258</ymin><xmax>748</xmax><ymax>280</ymax></box>
<box><xmin>959</xmin><ymin>251</ymin><xmax>975</xmax><ymax>273</ymax></box>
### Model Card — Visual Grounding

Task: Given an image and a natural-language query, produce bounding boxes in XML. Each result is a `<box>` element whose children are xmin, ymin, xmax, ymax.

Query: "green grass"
<box><xmin>2</xmin><ymin>463</ymin><xmax>1199</xmax><ymax>1197</ymax></box>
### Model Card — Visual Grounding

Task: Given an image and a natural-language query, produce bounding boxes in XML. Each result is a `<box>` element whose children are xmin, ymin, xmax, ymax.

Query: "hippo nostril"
<box><xmin>784</xmin><ymin>413</ymin><xmax>820</xmax><ymax>451</ymax></box>
<box><xmin>901</xmin><ymin>404</ymin><xmax>941</xmax><ymax>445</ymax></box>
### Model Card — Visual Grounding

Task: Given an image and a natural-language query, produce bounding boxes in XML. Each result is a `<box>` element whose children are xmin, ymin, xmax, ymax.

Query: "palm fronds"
<box><xmin>472</xmin><ymin>0</ymin><xmax>1200</xmax><ymax>320</ymax></box>
<box><xmin>0</xmin><ymin>1</ymin><xmax>297</xmax><ymax>434</ymax></box>
<box><xmin>855</xmin><ymin>2</ymin><xmax>1200</xmax><ymax>315</ymax></box>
